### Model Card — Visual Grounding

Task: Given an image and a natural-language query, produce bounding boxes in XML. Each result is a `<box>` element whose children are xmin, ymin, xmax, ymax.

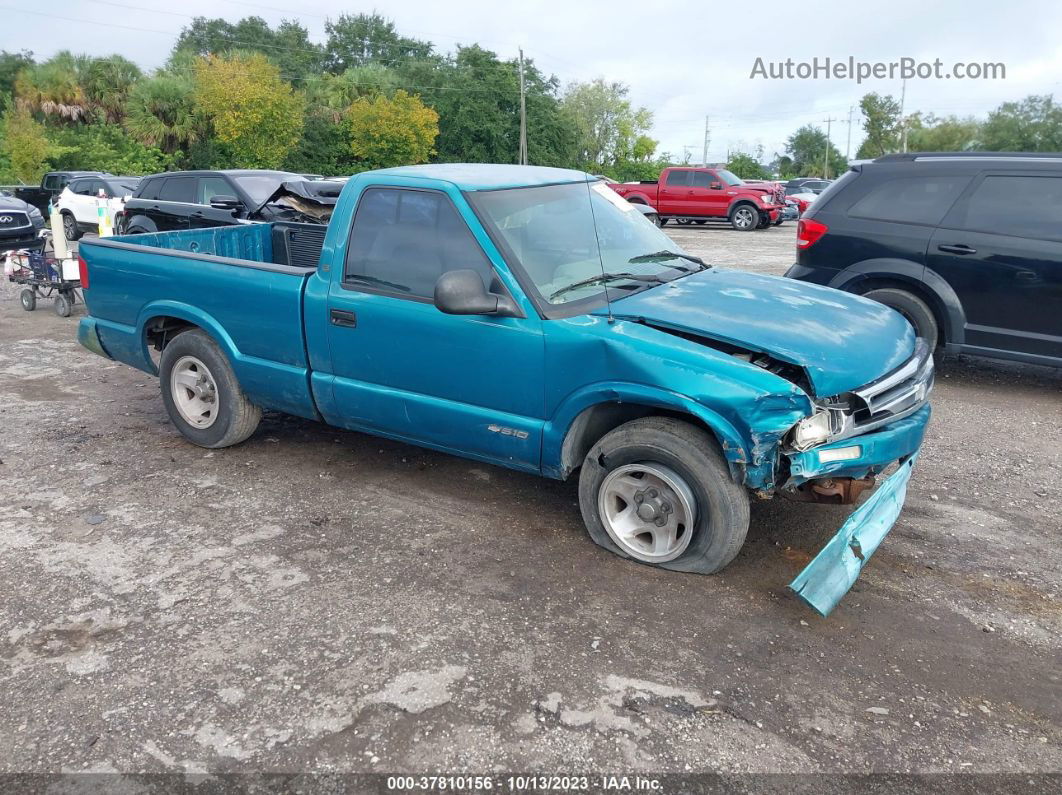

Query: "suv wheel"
<box><xmin>863</xmin><ymin>288</ymin><xmax>939</xmax><ymax>350</ymax></box>
<box><xmin>730</xmin><ymin>204</ymin><xmax>758</xmax><ymax>231</ymax></box>
<box><xmin>62</xmin><ymin>212</ymin><xmax>83</xmax><ymax>241</ymax></box>
<box><xmin>578</xmin><ymin>417</ymin><xmax>750</xmax><ymax>574</ymax></box>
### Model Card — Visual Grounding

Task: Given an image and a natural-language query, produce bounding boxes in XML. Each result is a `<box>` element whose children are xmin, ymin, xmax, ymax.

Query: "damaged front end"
<box><xmin>255</xmin><ymin>179</ymin><xmax>345</xmax><ymax>225</ymax></box>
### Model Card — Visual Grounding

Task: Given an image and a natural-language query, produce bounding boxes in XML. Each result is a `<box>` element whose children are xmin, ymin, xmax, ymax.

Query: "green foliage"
<box><xmin>324</xmin><ymin>13</ymin><xmax>434</xmax><ymax>73</ymax></box>
<box><xmin>856</xmin><ymin>92</ymin><xmax>902</xmax><ymax>158</ymax></box>
<box><xmin>727</xmin><ymin>152</ymin><xmax>771</xmax><ymax>180</ymax></box>
<box><xmin>0</xmin><ymin>107</ymin><xmax>62</xmax><ymax>181</ymax></box>
<box><xmin>905</xmin><ymin>113</ymin><xmax>981</xmax><ymax>152</ymax></box>
<box><xmin>283</xmin><ymin>114</ymin><xmax>361</xmax><ymax>176</ymax></box>
<box><xmin>124</xmin><ymin>73</ymin><xmax>200</xmax><ymax>155</ymax></box>
<box><xmin>979</xmin><ymin>95</ymin><xmax>1062</xmax><ymax>151</ymax></box>
<box><xmin>561</xmin><ymin>79</ymin><xmax>656</xmax><ymax>170</ymax></box>
<box><xmin>193</xmin><ymin>54</ymin><xmax>304</xmax><ymax>168</ymax></box>
<box><xmin>15</xmin><ymin>51</ymin><xmax>90</xmax><ymax>123</ymax></box>
<box><xmin>785</xmin><ymin>125</ymin><xmax>847</xmax><ymax>178</ymax></box>
<box><xmin>82</xmin><ymin>55</ymin><xmax>141</xmax><ymax>124</ymax></box>
<box><xmin>348</xmin><ymin>90</ymin><xmax>439</xmax><ymax>169</ymax></box>
<box><xmin>174</xmin><ymin>16</ymin><xmax>323</xmax><ymax>80</ymax></box>
<box><xmin>49</xmin><ymin>122</ymin><xmax>175</xmax><ymax>174</ymax></box>
<box><xmin>0</xmin><ymin>50</ymin><xmax>33</xmax><ymax>104</ymax></box>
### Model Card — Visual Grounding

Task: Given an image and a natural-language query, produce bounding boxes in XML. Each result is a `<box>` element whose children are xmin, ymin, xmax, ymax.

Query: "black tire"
<box><xmin>20</xmin><ymin>288</ymin><xmax>36</xmax><ymax>311</ymax></box>
<box><xmin>658</xmin><ymin>217</ymin><xmax>669</xmax><ymax>226</ymax></box>
<box><xmin>693</xmin><ymin>219</ymin><xmax>707</xmax><ymax>225</ymax></box>
<box><xmin>53</xmin><ymin>293</ymin><xmax>72</xmax><ymax>318</ymax></box>
<box><xmin>650</xmin><ymin>214</ymin><xmax>663</xmax><ymax>228</ymax></box>
<box><xmin>578</xmin><ymin>416</ymin><xmax>750</xmax><ymax>575</ymax></box>
<box><xmin>127</xmin><ymin>226</ymin><xmax>149</xmax><ymax>235</ymax></box>
<box><xmin>756</xmin><ymin>213</ymin><xmax>771</xmax><ymax>229</ymax></box>
<box><xmin>862</xmin><ymin>288</ymin><xmax>939</xmax><ymax>351</ymax></box>
<box><xmin>62</xmin><ymin>212</ymin><xmax>83</xmax><ymax>241</ymax></box>
<box><xmin>159</xmin><ymin>329</ymin><xmax>261</xmax><ymax>449</ymax></box>
<box><xmin>729</xmin><ymin>203</ymin><xmax>758</xmax><ymax>231</ymax></box>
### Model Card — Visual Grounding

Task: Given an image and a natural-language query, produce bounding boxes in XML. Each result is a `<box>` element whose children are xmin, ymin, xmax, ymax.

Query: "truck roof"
<box><xmin>369</xmin><ymin>163</ymin><xmax>592</xmax><ymax>191</ymax></box>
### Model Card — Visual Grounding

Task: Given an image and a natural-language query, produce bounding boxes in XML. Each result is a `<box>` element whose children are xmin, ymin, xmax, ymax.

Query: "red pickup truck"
<box><xmin>608</xmin><ymin>167</ymin><xmax>785</xmax><ymax>231</ymax></box>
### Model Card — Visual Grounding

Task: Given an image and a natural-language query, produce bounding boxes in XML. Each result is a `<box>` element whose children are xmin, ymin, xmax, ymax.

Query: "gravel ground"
<box><xmin>1</xmin><ymin>225</ymin><xmax>1060</xmax><ymax>784</ymax></box>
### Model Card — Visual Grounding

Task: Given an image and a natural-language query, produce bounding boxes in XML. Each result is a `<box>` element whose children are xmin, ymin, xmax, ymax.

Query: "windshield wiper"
<box><xmin>550</xmin><ymin>272</ymin><xmax>666</xmax><ymax>302</ymax></box>
<box><xmin>627</xmin><ymin>250</ymin><xmax>709</xmax><ymax>270</ymax></box>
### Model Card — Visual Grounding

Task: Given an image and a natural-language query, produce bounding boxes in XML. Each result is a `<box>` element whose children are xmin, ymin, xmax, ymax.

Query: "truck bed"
<box><xmin>77</xmin><ymin>222</ymin><xmax>325</xmax><ymax>420</ymax></box>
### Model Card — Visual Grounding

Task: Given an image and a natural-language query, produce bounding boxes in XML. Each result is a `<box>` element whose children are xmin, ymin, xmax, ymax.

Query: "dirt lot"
<box><xmin>1</xmin><ymin>224</ymin><xmax>1059</xmax><ymax>783</ymax></box>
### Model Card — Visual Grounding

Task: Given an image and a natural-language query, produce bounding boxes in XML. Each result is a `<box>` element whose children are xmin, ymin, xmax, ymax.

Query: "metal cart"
<box><xmin>6</xmin><ymin>248</ymin><xmax>82</xmax><ymax>317</ymax></box>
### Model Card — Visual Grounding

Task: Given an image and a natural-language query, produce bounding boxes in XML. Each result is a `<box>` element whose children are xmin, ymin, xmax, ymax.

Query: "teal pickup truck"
<box><xmin>76</xmin><ymin>164</ymin><xmax>934</xmax><ymax>615</ymax></box>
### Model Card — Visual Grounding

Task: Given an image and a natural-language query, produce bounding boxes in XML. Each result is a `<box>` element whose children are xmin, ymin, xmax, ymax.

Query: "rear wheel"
<box><xmin>694</xmin><ymin>219</ymin><xmax>707</xmax><ymax>225</ymax></box>
<box><xmin>730</xmin><ymin>204</ymin><xmax>758</xmax><ymax>231</ymax></box>
<box><xmin>53</xmin><ymin>292</ymin><xmax>72</xmax><ymax>317</ymax></box>
<box><xmin>20</xmin><ymin>288</ymin><xmax>36</xmax><ymax>311</ymax></box>
<box><xmin>578</xmin><ymin>417</ymin><xmax>750</xmax><ymax>574</ymax></box>
<box><xmin>658</xmin><ymin>217</ymin><xmax>669</xmax><ymax>226</ymax></box>
<box><xmin>62</xmin><ymin>212</ymin><xmax>83</xmax><ymax>241</ymax></box>
<box><xmin>862</xmin><ymin>288</ymin><xmax>939</xmax><ymax>350</ymax></box>
<box><xmin>159</xmin><ymin>329</ymin><xmax>261</xmax><ymax>448</ymax></box>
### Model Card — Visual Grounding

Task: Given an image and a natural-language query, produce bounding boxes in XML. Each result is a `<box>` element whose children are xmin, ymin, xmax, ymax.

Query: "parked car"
<box><xmin>608</xmin><ymin>167</ymin><xmax>785</xmax><ymax>230</ymax></box>
<box><xmin>0</xmin><ymin>193</ymin><xmax>47</xmax><ymax>252</ymax></box>
<box><xmin>786</xmin><ymin>152</ymin><xmax>1062</xmax><ymax>367</ymax></box>
<box><xmin>118</xmin><ymin>170</ymin><xmax>341</xmax><ymax>234</ymax></box>
<box><xmin>56</xmin><ymin>175</ymin><xmax>141</xmax><ymax>240</ymax></box>
<box><xmin>787</xmin><ymin>192</ymin><xmax>817</xmax><ymax>215</ymax></box>
<box><xmin>14</xmin><ymin>171</ymin><xmax>110</xmax><ymax>214</ymax></box>
<box><xmin>76</xmin><ymin>164</ymin><xmax>933</xmax><ymax>616</ymax></box>
<box><xmin>786</xmin><ymin>178</ymin><xmax>832</xmax><ymax>195</ymax></box>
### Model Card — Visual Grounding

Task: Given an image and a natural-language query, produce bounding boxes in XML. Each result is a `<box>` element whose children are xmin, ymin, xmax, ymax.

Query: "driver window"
<box><xmin>344</xmin><ymin>188</ymin><xmax>495</xmax><ymax>300</ymax></box>
<box><xmin>198</xmin><ymin>177</ymin><xmax>232</xmax><ymax>205</ymax></box>
<box><xmin>690</xmin><ymin>171</ymin><xmax>712</xmax><ymax>189</ymax></box>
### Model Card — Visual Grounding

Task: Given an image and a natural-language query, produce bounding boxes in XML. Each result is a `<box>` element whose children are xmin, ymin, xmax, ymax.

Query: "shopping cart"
<box><xmin>5</xmin><ymin>247</ymin><xmax>82</xmax><ymax>317</ymax></box>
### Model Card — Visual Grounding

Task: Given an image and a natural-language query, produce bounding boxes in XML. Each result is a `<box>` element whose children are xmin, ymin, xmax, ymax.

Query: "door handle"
<box><xmin>330</xmin><ymin>308</ymin><xmax>357</xmax><ymax>328</ymax></box>
<box><xmin>937</xmin><ymin>243</ymin><xmax>977</xmax><ymax>255</ymax></box>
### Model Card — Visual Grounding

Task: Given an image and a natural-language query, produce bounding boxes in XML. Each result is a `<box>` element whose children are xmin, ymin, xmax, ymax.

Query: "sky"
<box><xmin>5</xmin><ymin>0</ymin><xmax>1062</xmax><ymax>164</ymax></box>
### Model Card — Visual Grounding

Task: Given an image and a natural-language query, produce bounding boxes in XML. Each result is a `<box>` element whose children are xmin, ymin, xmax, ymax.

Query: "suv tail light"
<box><xmin>797</xmin><ymin>218</ymin><xmax>828</xmax><ymax>249</ymax></box>
<box><xmin>78</xmin><ymin>255</ymin><xmax>89</xmax><ymax>289</ymax></box>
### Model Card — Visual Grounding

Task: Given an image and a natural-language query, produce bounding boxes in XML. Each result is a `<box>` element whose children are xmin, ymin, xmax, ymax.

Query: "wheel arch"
<box><xmin>137</xmin><ymin>302</ymin><xmax>242</xmax><ymax>376</ymax></box>
<box><xmin>122</xmin><ymin>213</ymin><xmax>157</xmax><ymax>234</ymax></box>
<box><xmin>827</xmin><ymin>259</ymin><xmax>966</xmax><ymax>345</ymax></box>
<box><xmin>546</xmin><ymin>386</ymin><xmax>749</xmax><ymax>484</ymax></box>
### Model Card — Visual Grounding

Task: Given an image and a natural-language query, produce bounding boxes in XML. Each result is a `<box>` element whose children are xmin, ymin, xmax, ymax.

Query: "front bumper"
<box><xmin>784</xmin><ymin>403</ymin><xmax>931</xmax><ymax>616</ymax></box>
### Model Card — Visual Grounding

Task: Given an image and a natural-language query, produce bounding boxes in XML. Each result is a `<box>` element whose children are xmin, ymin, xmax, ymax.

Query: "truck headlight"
<box><xmin>791</xmin><ymin>411</ymin><xmax>833</xmax><ymax>451</ymax></box>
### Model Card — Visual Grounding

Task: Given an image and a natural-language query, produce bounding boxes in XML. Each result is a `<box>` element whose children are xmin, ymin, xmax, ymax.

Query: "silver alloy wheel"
<box><xmin>597</xmin><ymin>462</ymin><xmax>697</xmax><ymax>563</ymax></box>
<box><xmin>170</xmin><ymin>355</ymin><xmax>219</xmax><ymax>429</ymax></box>
<box><xmin>733</xmin><ymin>206</ymin><xmax>756</xmax><ymax>228</ymax></box>
<box><xmin>64</xmin><ymin>214</ymin><xmax>77</xmax><ymax>239</ymax></box>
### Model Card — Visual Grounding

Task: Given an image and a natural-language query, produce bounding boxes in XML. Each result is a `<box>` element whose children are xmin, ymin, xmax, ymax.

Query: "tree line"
<box><xmin>2</xmin><ymin>15</ymin><xmax>1059</xmax><ymax>184</ymax></box>
<box><xmin>0</xmin><ymin>13</ymin><xmax>668</xmax><ymax>183</ymax></box>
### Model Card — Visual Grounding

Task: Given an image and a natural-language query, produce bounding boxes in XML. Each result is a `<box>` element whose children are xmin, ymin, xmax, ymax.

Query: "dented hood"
<box><xmin>599</xmin><ymin>268</ymin><xmax>915</xmax><ymax>397</ymax></box>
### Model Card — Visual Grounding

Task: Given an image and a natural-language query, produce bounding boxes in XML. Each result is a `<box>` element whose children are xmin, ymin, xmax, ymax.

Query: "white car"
<box><xmin>56</xmin><ymin>175</ymin><xmax>140</xmax><ymax>241</ymax></box>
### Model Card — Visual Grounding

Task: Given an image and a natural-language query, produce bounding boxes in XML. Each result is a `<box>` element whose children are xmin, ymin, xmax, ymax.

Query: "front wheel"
<box><xmin>62</xmin><ymin>212</ymin><xmax>83</xmax><ymax>241</ymax></box>
<box><xmin>20</xmin><ymin>288</ymin><xmax>36</xmax><ymax>311</ymax></box>
<box><xmin>578</xmin><ymin>417</ymin><xmax>750</xmax><ymax>574</ymax></box>
<box><xmin>730</xmin><ymin>204</ymin><xmax>758</xmax><ymax>231</ymax></box>
<box><xmin>159</xmin><ymin>329</ymin><xmax>262</xmax><ymax>448</ymax></box>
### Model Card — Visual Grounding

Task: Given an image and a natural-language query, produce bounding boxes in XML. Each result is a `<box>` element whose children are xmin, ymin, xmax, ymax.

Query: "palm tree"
<box><xmin>124</xmin><ymin>73</ymin><xmax>200</xmax><ymax>154</ymax></box>
<box><xmin>82</xmin><ymin>55</ymin><xmax>142</xmax><ymax>124</ymax></box>
<box><xmin>14</xmin><ymin>51</ymin><xmax>89</xmax><ymax>122</ymax></box>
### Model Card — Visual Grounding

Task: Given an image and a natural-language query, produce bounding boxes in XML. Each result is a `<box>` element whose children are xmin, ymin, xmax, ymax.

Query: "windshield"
<box><xmin>716</xmin><ymin>169</ymin><xmax>744</xmax><ymax>186</ymax></box>
<box><xmin>471</xmin><ymin>181</ymin><xmax>697</xmax><ymax>308</ymax></box>
<box><xmin>233</xmin><ymin>172</ymin><xmax>298</xmax><ymax>205</ymax></box>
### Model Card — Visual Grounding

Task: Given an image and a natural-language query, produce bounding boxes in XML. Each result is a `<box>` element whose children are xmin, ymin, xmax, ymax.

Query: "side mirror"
<box><xmin>209</xmin><ymin>195</ymin><xmax>243</xmax><ymax>211</ymax></box>
<box><xmin>710</xmin><ymin>181</ymin><xmax>722</xmax><ymax>190</ymax></box>
<box><xmin>434</xmin><ymin>269</ymin><xmax>520</xmax><ymax>317</ymax></box>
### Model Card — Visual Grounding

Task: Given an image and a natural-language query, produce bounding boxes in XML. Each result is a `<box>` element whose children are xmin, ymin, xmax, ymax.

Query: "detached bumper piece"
<box><xmin>789</xmin><ymin>453</ymin><xmax>919</xmax><ymax>617</ymax></box>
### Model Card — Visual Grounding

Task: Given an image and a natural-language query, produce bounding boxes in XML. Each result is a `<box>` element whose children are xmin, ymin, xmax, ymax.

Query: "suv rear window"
<box><xmin>848</xmin><ymin>175</ymin><xmax>970</xmax><ymax>226</ymax></box>
<box><xmin>956</xmin><ymin>175</ymin><xmax>1062</xmax><ymax>241</ymax></box>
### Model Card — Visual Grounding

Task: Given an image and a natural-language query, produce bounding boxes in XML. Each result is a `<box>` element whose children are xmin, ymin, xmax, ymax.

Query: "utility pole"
<box><xmin>899</xmin><ymin>77</ymin><xmax>908</xmax><ymax>154</ymax></box>
<box><xmin>518</xmin><ymin>48</ymin><xmax>528</xmax><ymax>165</ymax></box>
<box><xmin>822</xmin><ymin>116</ymin><xmax>836</xmax><ymax>178</ymax></box>
<box><xmin>702</xmin><ymin>115</ymin><xmax>710</xmax><ymax>167</ymax></box>
<box><xmin>845</xmin><ymin>105</ymin><xmax>854</xmax><ymax>161</ymax></box>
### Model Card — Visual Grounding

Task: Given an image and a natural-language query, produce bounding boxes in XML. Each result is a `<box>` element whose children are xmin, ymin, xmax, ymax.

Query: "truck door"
<box><xmin>657</xmin><ymin>169</ymin><xmax>690</xmax><ymax>216</ymax></box>
<box><xmin>929</xmin><ymin>172</ymin><xmax>1062</xmax><ymax>358</ymax></box>
<box><xmin>687</xmin><ymin>170</ymin><xmax>715</xmax><ymax>218</ymax></box>
<box><xmin>321</xmin><ymin>185</ymin><xmax>546</xmax><ymax>471</ymax></box>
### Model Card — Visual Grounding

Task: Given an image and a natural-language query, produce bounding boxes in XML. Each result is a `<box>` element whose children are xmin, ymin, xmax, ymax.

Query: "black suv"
<box><xmin>786</xmin><ymin>152</ymin><xmax>1062</xmax><ymax>367</ymax></box>
<box><xmin>119</xmin><ymin>170</ymin><xmax>344</xmax><ymax>233</ymax></box>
